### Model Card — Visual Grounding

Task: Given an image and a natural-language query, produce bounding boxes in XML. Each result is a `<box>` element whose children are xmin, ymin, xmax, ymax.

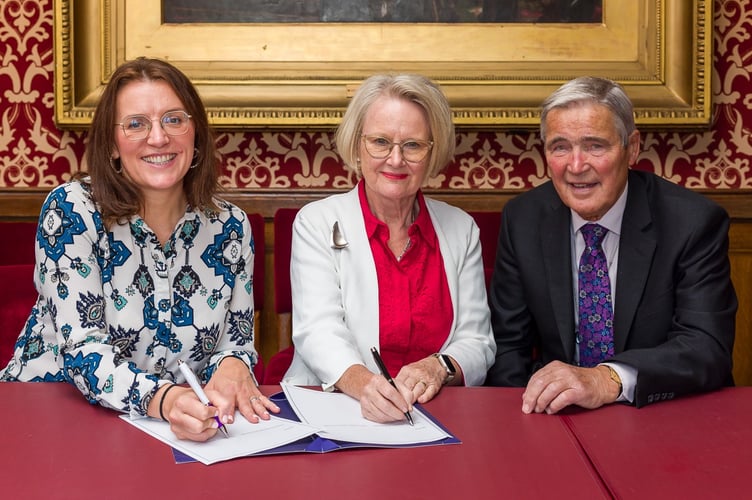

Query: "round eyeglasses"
<box><xmin>115</xmin><ymin>110</ymin><xmax>193</xmax><ymax>140</ymax></box>
<box><xmin>361</xmin><ymin>135</ymin><xmax>433</xmax><ymax>163</ymax></box>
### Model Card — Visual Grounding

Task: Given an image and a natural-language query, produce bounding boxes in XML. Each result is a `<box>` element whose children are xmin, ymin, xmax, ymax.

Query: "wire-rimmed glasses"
<box><xmin>115</xmin><ymin>110</ymin><xmax>193</xmax><ymax>140</ymax></box>
<box><xmin>361</xmin><ymin>134</ymin><xmax>433</xmax><ymax>163</ymax></box>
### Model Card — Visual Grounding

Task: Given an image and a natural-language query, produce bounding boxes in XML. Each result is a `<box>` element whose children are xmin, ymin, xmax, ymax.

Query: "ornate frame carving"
<box><xmin>54</xmin><ymin>0</ymin><xmax>711</xmax><ymax>129</ymax></box>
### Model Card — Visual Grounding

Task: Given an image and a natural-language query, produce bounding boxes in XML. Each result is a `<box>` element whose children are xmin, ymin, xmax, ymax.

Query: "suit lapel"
<box><xmin>614</xmin><ymin>176</ymin><xmax>656</xmax><ymax>352</ymax></box>
<box><xmin>541</xmin><ymin>199</ymin><xmax>576</xmax><ymax>361</ymax></box>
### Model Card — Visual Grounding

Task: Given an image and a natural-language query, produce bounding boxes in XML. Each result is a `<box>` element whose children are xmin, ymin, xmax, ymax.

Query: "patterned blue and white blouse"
<box><xmin>0</xmin><ymin>180</ymin><xmax>259</xmax><ymax>418</ymax></box>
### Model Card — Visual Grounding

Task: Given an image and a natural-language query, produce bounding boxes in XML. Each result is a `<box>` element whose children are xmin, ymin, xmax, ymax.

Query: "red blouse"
<box><xmin>358</xmin><ymin>181</ymin><xmax>454</xmax><ymax>377</ymax></box>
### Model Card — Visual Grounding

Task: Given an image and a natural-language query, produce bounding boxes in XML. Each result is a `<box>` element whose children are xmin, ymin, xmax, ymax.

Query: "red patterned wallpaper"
<box><xmin>1</xmin><ymin>0</ymin><xmax>751</xmax><ymax>190</ymax></box>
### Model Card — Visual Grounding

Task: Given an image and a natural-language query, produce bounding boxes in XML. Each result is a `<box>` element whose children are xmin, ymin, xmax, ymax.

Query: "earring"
<box><xmin>109</xmin><ymin>157</ymin><xmax>122</xmax><ymax>174</ymax></box>
<box><xmin>190</xmin><ymin>148</ymin><xmax>199</xmax><ymax>169</ymax></box>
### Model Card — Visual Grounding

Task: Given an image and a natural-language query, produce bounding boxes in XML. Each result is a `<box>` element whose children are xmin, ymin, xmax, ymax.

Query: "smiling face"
<box><xmin>359</xmin><ymin>95</ymin><xmax>431</xmax><ymax>210</ymax></box>
<box><xmin>544</xmin><ymin>102</ymin><xmax>640</xmax><ymax>221</ymax></box>
<box><xmin>112</xmin><ymin>80</ymin><xmax>195</xmax><ymax>202</ymax></box>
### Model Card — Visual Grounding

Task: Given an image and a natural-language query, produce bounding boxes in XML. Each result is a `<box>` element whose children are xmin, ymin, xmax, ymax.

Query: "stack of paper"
<box><xmin>121</xmin><ymin>384</ymin><xmax>458</xmax><ymax>465</ymax></box>
<box><xmin>121</xmin><ymin>413</ymin><xmax>319</xmax><ymax>465</ymax></box>
<box><xmin>281</xmin><ymin>383</ymin><xmax>451</xmax><ymax>445</ymax></box>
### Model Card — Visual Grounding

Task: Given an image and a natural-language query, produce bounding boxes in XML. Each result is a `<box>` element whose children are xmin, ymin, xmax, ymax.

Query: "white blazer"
<box><xmin>283</xmin><ymin>187</ymin><xmax>495</xmax><ymax>390</ymax></box>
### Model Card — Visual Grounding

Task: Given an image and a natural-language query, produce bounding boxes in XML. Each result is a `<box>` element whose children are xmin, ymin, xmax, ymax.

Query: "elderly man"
<box><xmin>486</xmin><ymin>76</ymin><xmax>737</xmax><ymax>414</ymax></box>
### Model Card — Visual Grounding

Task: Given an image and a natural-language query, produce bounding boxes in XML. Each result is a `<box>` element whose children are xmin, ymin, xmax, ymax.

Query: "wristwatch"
<box><xmin>432</xmin><ymin>353</ymin><xmax>456</xmax><ymax>384</ymax></box>
<box><xmin>604</xmin><ymin>365</ymin><xmax>623</xmax><ymax>397</ymax></box>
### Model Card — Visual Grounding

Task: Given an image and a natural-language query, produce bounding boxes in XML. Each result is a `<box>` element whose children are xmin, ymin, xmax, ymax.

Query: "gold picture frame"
<box><xmin>54</xmin><ymin>0</ymin><xmax>711</xmax><ymax>130</ymax></box>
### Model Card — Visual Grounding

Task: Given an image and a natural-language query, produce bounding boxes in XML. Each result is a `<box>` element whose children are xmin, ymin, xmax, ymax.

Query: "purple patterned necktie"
<box><xmin>577</xmin><ymin>223</ymin><xmax>614</xmax><ymax>367</ymax></box>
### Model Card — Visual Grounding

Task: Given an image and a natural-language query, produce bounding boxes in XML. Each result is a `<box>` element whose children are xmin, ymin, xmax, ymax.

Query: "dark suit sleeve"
<box><xmin>485</xmin><ymin>205</ymin><xmax>538</xmax><ymax>386</ymax></box>
<box><xmin>614</xmin><ymin>194</ymin><xmax>737</xmax><ymax>406</ymax></box>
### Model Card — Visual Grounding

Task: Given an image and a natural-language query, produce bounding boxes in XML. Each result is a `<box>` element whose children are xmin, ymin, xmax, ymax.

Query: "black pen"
<box><xmin>370</xmin><ymin>346</ymin><xmax>414</xmax><ymax>426</ymax></box>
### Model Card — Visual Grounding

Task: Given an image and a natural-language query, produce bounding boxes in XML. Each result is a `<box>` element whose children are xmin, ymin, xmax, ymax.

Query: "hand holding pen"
<box><xmin>370</xmin><ymin>347</ymin><xmax>414</xmax><ymax>426</ymax></box>
<box><xmin>177</xmin><ymin>360</ymin><xmax>230</xmax><ymax>438</ymax></box>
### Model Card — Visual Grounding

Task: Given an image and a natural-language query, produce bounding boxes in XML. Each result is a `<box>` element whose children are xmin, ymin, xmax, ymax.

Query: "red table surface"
<box><xmin>563</xmin><ymin>387</ymin><xmax>752</xmax><ymax>499</ymax></box>
<box><xmin>0</xmin><ymin>383</ymin><xmax>608</xmax><ymax>500</ymax></box>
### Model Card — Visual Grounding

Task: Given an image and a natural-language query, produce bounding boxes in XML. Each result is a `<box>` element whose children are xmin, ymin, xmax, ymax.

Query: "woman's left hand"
<box><xmin>204</xmin><ymin>356</ymin><xmax>280</xmax><ymax>425</ymax></box>
<box><xmin>395</xmin><ymin>356</ymin><xmax>447</xmax><ymax>404</ymax></box>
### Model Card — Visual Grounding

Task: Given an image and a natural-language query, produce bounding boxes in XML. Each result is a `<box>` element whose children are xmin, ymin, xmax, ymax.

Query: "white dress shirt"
<box><xmin>570</xmin><ymin>183</ymin><xmax>636</xmax><ymax>403</ymax></box>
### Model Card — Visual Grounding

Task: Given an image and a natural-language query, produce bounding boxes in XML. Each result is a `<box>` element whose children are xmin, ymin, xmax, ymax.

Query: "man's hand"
<box><xmin>521</xmin><ymin>361</ymin><xmax>621</xmax><ymax>414</ymax></box>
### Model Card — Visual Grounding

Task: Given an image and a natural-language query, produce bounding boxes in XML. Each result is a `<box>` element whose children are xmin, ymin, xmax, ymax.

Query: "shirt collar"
<box><xmin>358</xmin><ymin>180</ymin><xmax>434</xmax><ymax>248</ymax></box>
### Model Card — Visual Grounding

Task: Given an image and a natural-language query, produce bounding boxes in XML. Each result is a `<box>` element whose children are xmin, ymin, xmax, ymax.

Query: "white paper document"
<box><xmin>120</xmin><ymin>413</ymin><xmax>320</xmax><ymax>465</ymax></box>
<box><xmin>281</xmin><ymin>383</ymin><xmax>451</xmax><ymax>445</ymax></box>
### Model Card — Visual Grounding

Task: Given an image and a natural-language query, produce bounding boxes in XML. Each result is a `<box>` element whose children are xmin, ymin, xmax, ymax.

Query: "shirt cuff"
<box><xmin>210</xmin><ymin>351</ymin><xmax>258</xmax><ymax>384</ymax></box>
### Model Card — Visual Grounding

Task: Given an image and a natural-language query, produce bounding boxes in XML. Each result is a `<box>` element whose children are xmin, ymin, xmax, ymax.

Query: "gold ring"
<box><xmin>250</xmin><ymin>396</ymin><xmax>260</xmax><ymax>403</ymax></box>
<box><xmin>415</xmin><ymin>381</ymin><xmax>426</xmax><ymax>390</ymax></box>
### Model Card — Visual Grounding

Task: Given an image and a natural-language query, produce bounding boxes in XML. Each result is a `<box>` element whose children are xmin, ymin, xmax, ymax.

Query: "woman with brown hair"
<box><xmin>1</xmin><ymin>57</ymin><xmax>278</xmax><ymax>441</ymax></box>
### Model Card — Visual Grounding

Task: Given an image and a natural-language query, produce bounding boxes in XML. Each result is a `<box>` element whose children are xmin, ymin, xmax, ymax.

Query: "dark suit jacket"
<box><xmin>486</xmin><ymin>170</ymin><xmax>737</xmax><ymax>407</ymax></box>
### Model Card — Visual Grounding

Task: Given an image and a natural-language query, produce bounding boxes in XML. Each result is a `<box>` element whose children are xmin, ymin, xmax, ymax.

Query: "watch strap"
<box><xmin>432</xmin><ymin>353</ymin><xmax>456</xmax><ymax>384</ymax></box>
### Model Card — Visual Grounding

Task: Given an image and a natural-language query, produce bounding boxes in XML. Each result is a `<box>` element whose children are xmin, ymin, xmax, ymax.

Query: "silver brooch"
<box><xmin>331</xmin><ymin>220</ymin><xmax>349</xmax><ymax>249</ymax></box>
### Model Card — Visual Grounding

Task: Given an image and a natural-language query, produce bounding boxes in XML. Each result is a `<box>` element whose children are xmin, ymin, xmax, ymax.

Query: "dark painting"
<box><xmin>162</xmin><ymin>0</ymin><xmax>602</xmax><ymax>24</ymax></box>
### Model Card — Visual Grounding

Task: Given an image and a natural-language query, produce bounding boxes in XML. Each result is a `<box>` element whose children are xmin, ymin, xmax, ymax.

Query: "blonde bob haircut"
<box><xmin>335</xmin><ymin>74</ymin><xmax>455</xmax><ymax>179</ymax></box>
